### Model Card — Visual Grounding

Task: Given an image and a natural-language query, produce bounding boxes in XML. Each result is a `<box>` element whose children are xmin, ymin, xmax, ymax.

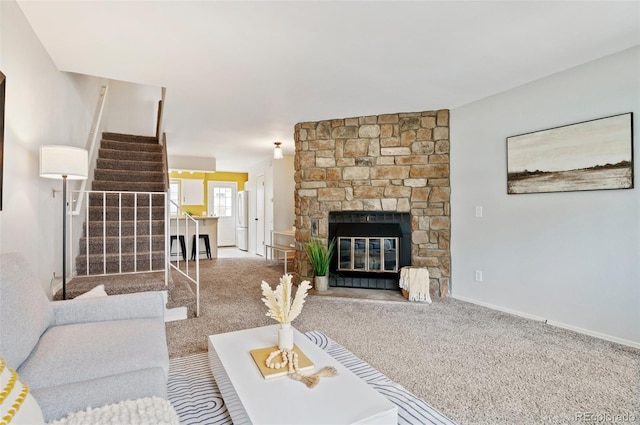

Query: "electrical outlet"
<box><xmin>475</xmin><ymin>206</ymin><xmax>483</xmax><ymax>218</ymax></box>
<box><xmin>475</xmin><ymin>270</ymin><xmax>483</xmax><ymax>282</ymax></box>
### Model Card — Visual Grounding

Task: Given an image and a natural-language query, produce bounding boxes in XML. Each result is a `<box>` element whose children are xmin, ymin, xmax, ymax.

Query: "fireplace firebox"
<box><xmin>328</xmin><ymin>212</ymin><xmax>411</xmax><ymax>290</ymax></box>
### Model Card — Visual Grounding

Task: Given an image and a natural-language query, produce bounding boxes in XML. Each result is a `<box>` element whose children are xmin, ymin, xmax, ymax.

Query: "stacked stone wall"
<box><xmin>294</xmin><ymin>110</ymin><xmax>450</xmax><ymax>297</ymax></box>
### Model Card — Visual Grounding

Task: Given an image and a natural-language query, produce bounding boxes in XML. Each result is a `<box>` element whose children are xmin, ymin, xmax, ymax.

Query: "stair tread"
<box><xmin>102</xmin><ymin>132</ymin><xmax>159</xmax><ymax>144</ymax></box>
<box><xmin>86</xmin><ymin>207</ymin><xmax>165</xmax><ymax>211</ymax></box>
<box><xmin>101</xmin><ymin>140</ymin><xmax>163</xmax><ymax>152</ymax></box>
<box><xmin>98</xmin><ymin>147</ymin><xmax>162</xmax><ymax>154</ymax></box>
<box><xmin>92</xmin><ymin>181</ymin><xmax>166</xmax><ymax>191</ymax></box>
<box><xmin>97</xmin><ymin>158</ymin><xmax>164</xmax><ymax>171</ymax></box>
<box><xmin>98</xmin><ymin>149</ymin><xmax>163</xmax><ymax>162</ymax></box>
<box><xmin>92</xmin><ymin>179</ymin><xmax>165</xmax><ymax>183</ymax></box>
<box><xmin>84</xmin><ymin>218</ymin><xmax>166</xmax><ymax>222</ymax></box>
<box><xmin>80</xmin><ymin>234</ymin><xmax>165</xmax><ymax>240</ymax></box>
<box><xmin>93</xmin><ymin>170</ymin><xmax>165</xmax><ymax>183</ymax></box>
<box><xmin>76</xmin><ymin>250</ymin><xmax>166</xmax><ymax>258</ymax></box>
<box><xmin>87</xmin><ymin>193</ymin><xmax>165</xmax><ymax>201</ymax></box>
<box><xmin>95</xmin><ymin>169</ymin><xmax>164</xmax><ymax>175</ymax></box>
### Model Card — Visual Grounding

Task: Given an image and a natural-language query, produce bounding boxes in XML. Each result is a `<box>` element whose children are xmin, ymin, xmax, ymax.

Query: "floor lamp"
<box><xmin>40</xmin><ymin>145</ymin><xmax>88</xmax><ymax>300</ymax></box>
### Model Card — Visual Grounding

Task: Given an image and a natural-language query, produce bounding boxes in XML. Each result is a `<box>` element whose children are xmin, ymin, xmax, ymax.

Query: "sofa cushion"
<box><xmin>52</xmin><ymin>292</ymin><xmax>165</xmax><ymax>326</ymax></box>
<box><xmin>0</xmin><ymin>253</ymin><xmax>54</xmax><ymax>369</ymax></box>
<box><xmin>17</xmin><ymin>318</ymin><xmax>169</xmax><ymax>390</ymax></box>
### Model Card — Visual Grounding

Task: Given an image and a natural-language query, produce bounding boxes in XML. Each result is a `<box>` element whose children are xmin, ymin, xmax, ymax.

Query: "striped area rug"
<box><xmin>168</xmin><ymin>331</ymin><xmax>455</xmax><ymax>425</ymax></box>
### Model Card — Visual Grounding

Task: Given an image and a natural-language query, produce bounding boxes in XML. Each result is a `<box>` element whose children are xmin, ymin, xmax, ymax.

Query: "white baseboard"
<box><xmin>451</xmin><ymin>294</ymin><xmax>640</xmax><ymax>349</ymax></box>
<box><xmin>544</xmin><ymin>320</ymin><xmax>640</xmax><ymax>349</ymax></box>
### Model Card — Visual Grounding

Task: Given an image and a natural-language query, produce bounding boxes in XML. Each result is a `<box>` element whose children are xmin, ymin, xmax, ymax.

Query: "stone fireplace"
<box><xmin>293</xmin><ymin>109</ymin><xmax>450</xmax><ymax>298</ymax></box>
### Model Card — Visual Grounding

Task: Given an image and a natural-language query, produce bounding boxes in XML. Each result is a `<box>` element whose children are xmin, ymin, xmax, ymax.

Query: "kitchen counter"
<box><xmin>170</xmin><ymin>216</ymin><xmax>219</xmax><ymax>259</ymax></box>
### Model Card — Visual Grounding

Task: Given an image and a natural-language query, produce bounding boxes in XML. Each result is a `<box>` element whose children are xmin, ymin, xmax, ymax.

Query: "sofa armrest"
<box><xmin>52</xmin><ymin>291</ymin><xmax>165</xmax><ymax>326</ymax></box>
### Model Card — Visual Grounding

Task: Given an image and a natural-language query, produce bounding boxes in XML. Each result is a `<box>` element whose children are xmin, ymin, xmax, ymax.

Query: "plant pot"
<box><xmin>278</xmin><ymin>323</ymin><xmax>294</xmax><ymax>350</ymax></box>
<box><xmin>314</xmin><ymin>275</ymin><xmax>329</xmax><ymax>292</ymax></box>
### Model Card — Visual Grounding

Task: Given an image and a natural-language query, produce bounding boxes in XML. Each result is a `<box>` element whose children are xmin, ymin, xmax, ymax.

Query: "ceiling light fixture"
<box><xmin>273</xmin><ymin>142</ymin><xmax>283</xmax><ymax>160</ymax></box>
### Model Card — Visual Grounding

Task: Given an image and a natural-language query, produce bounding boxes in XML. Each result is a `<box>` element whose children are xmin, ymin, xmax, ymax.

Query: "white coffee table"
<box><xmin>208</xmin><ymin>325</ymin><xmax>398</xmax><ymax>425</ymax></box>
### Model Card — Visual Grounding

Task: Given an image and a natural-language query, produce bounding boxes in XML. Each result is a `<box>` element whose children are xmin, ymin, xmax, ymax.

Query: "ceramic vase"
<box><xmin>278</xmin><ymin>323</ymin><xmax>294</xmax><ymax>350</ymax></box>
<box><xmin>315</xmin><ymin>275</ymin><xmax>329</xmax><ymax>292</ymax></box>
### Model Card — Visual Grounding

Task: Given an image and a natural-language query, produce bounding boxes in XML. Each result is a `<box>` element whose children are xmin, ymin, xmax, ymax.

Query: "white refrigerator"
<box><xmin>236</xmin><ymin>190</ymin><xmax>249</xmax><ymax>251</ymax></box>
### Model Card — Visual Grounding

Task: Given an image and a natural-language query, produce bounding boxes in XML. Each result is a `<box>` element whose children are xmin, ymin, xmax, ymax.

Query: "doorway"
<box><xmin>256</xmin><ymin>174</ymin><xmax>265</xmax><ymax>256</ymax></box>
<box><xmin>207</xmin><ymin>181</ymin><xmax>237</xmax><ymax>247</ymax></box>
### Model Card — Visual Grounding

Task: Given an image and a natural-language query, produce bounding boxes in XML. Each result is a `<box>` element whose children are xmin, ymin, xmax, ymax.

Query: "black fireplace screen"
<box><xmin>328</xmin><ymin>212</ymin><xmax>411</xmax><ymax>290</ymax></box>
<box><xmin>338</xmin><ymin>237</ymin><xmax>399</xmax><ymax>273</ymax></box>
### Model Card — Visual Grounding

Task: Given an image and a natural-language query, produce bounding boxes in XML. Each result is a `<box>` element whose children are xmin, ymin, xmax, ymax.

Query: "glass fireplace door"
<box><xmin>338</xmin><ymin>237</ymin><xmax>398</xmax><ymax>273</ymax></box>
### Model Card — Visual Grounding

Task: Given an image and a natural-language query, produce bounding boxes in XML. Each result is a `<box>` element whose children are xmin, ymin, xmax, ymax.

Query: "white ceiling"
<box><xmin>17</xmin><ymin>1</ymin><xmax>640</xmax><ymax>172</ymax></box>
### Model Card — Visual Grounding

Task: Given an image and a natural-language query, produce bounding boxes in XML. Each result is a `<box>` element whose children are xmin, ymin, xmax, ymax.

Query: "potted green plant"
<box><xmin>304</xmin><ymin>238</ymin><xmax>335</xmax><ymax>291</ymax></box>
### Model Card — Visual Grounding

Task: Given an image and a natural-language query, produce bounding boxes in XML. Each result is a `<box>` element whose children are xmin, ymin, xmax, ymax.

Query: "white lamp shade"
<box><xmin>39</xmin><ymin>145</ymin><xmax>88</xmax><ymax>180</ymax></box>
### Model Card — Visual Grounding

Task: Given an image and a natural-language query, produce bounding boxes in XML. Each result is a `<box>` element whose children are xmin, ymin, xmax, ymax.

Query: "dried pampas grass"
<box><xmin>261</xmin><ymin>274</ymin><xmax>312</xmax><ymax>324</ymax></box>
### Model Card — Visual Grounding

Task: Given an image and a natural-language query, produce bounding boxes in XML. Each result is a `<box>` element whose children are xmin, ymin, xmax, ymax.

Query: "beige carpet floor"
<box><xmin>165</xmin><ymin>257</ymin><xmax>640</xmax><ymax>425</ymax></box>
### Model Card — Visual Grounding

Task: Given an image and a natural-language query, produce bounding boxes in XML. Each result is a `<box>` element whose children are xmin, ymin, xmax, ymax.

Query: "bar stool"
<box><xmin>191</xmin><ymin>234</ymin><xmax>212</xmax><ymax>260</ymax></box>
<box><xmin>170</xmin><ymin>235</ymin><xmax>187</xmax><ymax>261</ymax></box>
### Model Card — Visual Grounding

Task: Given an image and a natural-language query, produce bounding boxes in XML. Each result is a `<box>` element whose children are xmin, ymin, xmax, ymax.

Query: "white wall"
<box><xmin>0</xmin><ymin>0</ymin><xmax>103</xmax><ymax>296</ymax></box>
<box><xmin>451</xmin><ymin>46</ymin><xmax>640</xmax><ymax>346</ymax></box>
<box><xmin>273</xmin><ymin>156</ymin><xmax>295</xmax><ymax>232</ymax></box>
<box><xmin>103</xmin><ymin>79</ymin><xmax>161</xmax><ymax>137</ymax></box>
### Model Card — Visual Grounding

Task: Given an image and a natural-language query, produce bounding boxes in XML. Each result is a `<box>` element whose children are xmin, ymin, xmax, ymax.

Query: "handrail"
<box><xmin>74</xmin><ymin>85</ymin><xmax>109</xmax><ymax>216</ymax></box>
<box><xmin>161</xmin><ymin>132</ymin><xmax>169</xmax><ymax>191</ymax></box>
<box><xmin>156</xmin><ymin>99</ymin><xmax>163</xmax><ymax>141</ymax></box>
<box><xmin>168</xmin><ymin>199</ymin><xmax>200</xmax><ymax>317</ymax></box>
<box><xmin>156</xmin><ymin>87</ymin><xmax>166</xmax><ymax>141</ymax></box>
<box><xmin>157</xmin><ymin>88</ymin><xmax>168</xmax><ymax>191</ymax></box>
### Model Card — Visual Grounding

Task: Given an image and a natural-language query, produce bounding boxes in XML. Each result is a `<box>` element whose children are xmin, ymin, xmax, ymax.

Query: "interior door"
<box><xmin>256</xmin><ymin>174</ymin><xmax>265</xmax><ymax>256</ymax></box>
<box><xmin>207</xmin><ymin>181</ymin><xmax>237</xmax><ymax>247</ymax></box>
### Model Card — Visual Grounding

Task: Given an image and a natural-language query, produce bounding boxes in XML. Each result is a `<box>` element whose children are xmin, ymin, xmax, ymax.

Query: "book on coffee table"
<box><xmin>250</xmin><ymin>345</ymin><xmax>314</xmax><ymax>379</ymax></box>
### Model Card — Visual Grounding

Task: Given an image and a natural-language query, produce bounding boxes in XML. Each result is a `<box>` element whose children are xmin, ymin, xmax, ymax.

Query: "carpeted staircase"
<box><xmin>76</xmin><ymin>132</ymin><xmax>166</xmax><ymax>275</ymax></box>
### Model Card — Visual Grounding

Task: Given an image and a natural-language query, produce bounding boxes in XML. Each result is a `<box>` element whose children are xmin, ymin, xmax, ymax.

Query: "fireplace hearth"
<box><xmin>328</xmin><ymin>212</ymin><xmax>411</xmax><ymax>290</ymax></box>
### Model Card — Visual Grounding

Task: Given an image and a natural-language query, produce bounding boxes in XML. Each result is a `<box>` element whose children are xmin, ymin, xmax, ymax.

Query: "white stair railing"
<box><xmin>168</xmin><ymin>199</ymin><xmax>200</xmax><ymax>317</ymax></box>
<box><xmin>69</xmin><ymin>190</ymin><xmax>168</xmax><ymax>284</ymax></box>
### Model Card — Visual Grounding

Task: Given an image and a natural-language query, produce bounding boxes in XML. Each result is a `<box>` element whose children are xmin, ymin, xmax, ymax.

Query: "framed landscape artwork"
<box><xmin>507</xmin><ymin>113</ymin><xmax>634</xmax><ymax>194</ymax></box>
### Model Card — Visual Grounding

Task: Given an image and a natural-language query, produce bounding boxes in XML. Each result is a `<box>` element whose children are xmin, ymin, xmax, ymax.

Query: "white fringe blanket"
<box><xmin>399</xmin><ymin>267</ymin><xmax>432</xmax><ymax>303</ymax></box>
<box><xmin>48</xmin><ymin>397</ymin><xmax>179</xmax><ymax>425</ymax></box>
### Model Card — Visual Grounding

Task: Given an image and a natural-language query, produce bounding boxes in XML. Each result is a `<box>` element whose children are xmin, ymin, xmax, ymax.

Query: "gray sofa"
<box><xmin>0</xmin><ymin>253</ymin><xmax>170</xmax><ymax>422</ymax></box>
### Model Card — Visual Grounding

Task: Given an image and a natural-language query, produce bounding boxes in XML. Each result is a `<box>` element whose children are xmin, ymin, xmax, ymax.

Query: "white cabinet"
<box><xmin>182</xmin><ymin>179</ymin><xmax>204</xmax><ymax>205</ymax></box>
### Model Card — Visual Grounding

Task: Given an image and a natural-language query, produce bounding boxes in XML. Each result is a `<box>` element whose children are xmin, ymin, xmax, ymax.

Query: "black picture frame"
<box><xmin>507</xmin><ymin>113</ymin><xmax>634</xmax><ymax>194</ymax></box>
<box><xmin>0</xmin><ymin>71</ymin><xmax>5</xmax><ymax>211</ymax></box>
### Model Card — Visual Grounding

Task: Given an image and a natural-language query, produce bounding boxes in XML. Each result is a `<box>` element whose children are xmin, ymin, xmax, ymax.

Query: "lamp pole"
<box><xmin>62</xmin><ymin>174</ymin><xmax>68</xmax><ymax>300</ymax></box>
